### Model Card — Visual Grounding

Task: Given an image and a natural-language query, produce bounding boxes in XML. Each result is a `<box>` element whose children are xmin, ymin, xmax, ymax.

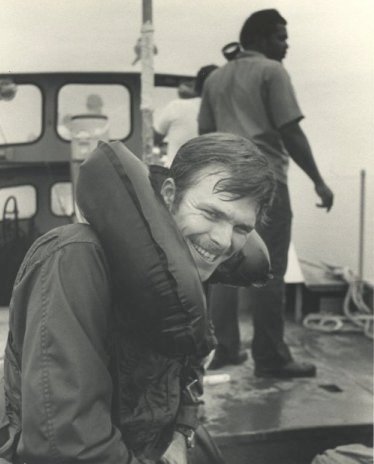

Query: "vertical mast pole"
<box><xmin>358</xmin><ymin>169</ymin><xmax>366</xmax><ymax>281</ymax></box>
<box><xmin>141</xmin><ymin>0</ymin><xmax>155</xmax><ymax>164</ymax></box>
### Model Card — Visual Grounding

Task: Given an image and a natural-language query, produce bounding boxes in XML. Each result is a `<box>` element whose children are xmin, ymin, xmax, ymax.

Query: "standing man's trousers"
<box><xmin>210</xmin><ymin>182</ymin><xmax>293</xmax><ymax>368</ymax></box>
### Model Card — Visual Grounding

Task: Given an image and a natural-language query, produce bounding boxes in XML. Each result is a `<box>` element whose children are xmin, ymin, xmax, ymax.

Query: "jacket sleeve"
<box><xmin>19</xmin><ymin>241</ymin><xmax>142</xmax><ymax>464</ymax></box>
<box><xmin>266</xmin><ymin>63</ymin><xmax>304</xmax><ymax>129</ymax></box>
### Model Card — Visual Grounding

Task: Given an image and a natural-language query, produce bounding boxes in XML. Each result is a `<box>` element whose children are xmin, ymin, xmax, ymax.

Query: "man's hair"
<box><xmin>169</xmin><ymin>133</ymin><xmax>276</xmax><ymax>224</ymax></box>
<box><xmin>195</xmin><ymin>65</ymin><xmax>218</xmax><ymax>96</ymax></box>
<box><xmin>240</xmin><ymin>9</ymin><xmax>287</xmax><ymax>49</ymax></box>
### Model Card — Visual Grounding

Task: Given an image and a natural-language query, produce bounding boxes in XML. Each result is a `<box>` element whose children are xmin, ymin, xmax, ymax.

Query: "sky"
<box><xmin>1</xmin><ymin>0</ymin><xmax>373</xmax><ymax>280</ymax></box>
<box><xmin>1</xmin><ymin>0</ymin><xmax>373</xmax><ymax>172</ymax></box>
<box><xmin>1</xmin><ymin>0</ymin><xmax>373</xmax><ymax>77</ymax></box>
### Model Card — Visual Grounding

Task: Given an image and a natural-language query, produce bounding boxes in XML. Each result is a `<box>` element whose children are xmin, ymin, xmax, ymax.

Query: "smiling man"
<box><xmin>171</xmin><ymin>179</ymin><xmax>257</xmax><ymax>281</ymax></box>
<box><xmin>164</xmin><ymin>134</ymin><xmax>274</xmax><ymax>282</ymax></box>
<box><xmin>1</xmin><ymin>133</ymin><xmax>275</xmax><ymax>464</ymax></box>
<box><xmin>164</xmin><ymin>167</ymin><xmax>257</xmax><ymax>283</ymax></box>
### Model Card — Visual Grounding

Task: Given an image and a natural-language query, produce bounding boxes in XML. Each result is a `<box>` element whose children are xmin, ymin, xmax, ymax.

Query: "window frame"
<box><xmin>0</xmin><ymin>183</ymin><xmax>38</xmax><ymax>220</ymax></box>
<box><xmin>0</xmin><ymin>82</ymin><xmax>43</xmax><ymax>147</ymax></box>
<box><xmin>56</xmin><ymin>82</ymin><xmax>133</xmax><ymax>143</ymax></box>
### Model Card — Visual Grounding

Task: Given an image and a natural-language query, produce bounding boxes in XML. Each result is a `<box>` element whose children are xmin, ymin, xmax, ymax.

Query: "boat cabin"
<box><xmin>0</xmin><ymin>71</ymin><xmax>190</xmax><ymax>304</ymax></box>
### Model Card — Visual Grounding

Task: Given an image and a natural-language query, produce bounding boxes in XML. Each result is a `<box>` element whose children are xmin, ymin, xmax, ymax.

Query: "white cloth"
<box><xmin>311</xmin><ymin>444</ymin><xmax>373</xmax><ymax>464</ymax></box>
<box><xmin>154</xmin><ymin>97</ymin><xmax>201</xmax><ymax>167</ymax></box>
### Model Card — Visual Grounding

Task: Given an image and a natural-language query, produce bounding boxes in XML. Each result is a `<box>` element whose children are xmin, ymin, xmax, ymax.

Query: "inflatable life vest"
<box><xmin>77</xmin><ymin>141</ymin><xmax>271</xmax><ymax>357</ymax></box>
<box><xmin>76</xmin><ymin>141</ymin><xmax>213</xmax><ymax>357</ymax></box>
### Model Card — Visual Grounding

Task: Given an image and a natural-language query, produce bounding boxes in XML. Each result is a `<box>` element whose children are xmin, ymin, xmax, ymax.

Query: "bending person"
<box><xmin>1</xmin><ymin>133</ymin><xmax>275</xmax><ymax>463</ymax></box>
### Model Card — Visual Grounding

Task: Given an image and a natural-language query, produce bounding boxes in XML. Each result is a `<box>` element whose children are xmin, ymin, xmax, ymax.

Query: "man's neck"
<box><xmin>241</xmin><ymin>47</ymin><xmax>282</xmax><ymax>63</ymax></box>
<box><xmin>237</xmin><ymin>49</ymin><xmax>266</xmax><ymax>59</ymax></box>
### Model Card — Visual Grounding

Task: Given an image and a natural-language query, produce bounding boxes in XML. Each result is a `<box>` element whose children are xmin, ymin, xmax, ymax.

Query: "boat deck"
<box><xmin>0</xmin><ymin>304</ymin><xmax>372</xmax><ymax>464</ymax></box>
<box><xmin>203</xmin><ymin>309</ymin><xmax>373</xmax><ymax>463</ymax></box>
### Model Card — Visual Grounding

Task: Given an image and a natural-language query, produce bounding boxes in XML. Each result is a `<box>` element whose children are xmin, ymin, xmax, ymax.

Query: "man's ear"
<box><xmin>160</xmin><ymin>178</ymin><xmax>176</xmax><ymax>211</ymax></box>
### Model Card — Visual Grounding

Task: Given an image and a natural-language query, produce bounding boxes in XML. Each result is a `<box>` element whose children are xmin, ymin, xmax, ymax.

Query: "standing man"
<box><xmin>1</xmin><ymin>133</ymin><xmax>275</xmax><ymax>463</ymax></box>
<box><xmin>199</xmin><ymin>9</ymin><xmax>334</xmax><ymax>378</ymax></box>
<box><xmin>154</xmin><ymin>65</ymin><xmax>217</xmax><ymax>167</ymax></box>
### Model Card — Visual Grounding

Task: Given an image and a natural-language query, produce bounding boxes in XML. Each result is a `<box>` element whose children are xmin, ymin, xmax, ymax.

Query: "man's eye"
<box><xmin>203</xmin><ymin>210</ymin><xmax>218</xmax><ymax>220</ymax></box>
<box><xmin>235</xmin><ymin>226</ymin><xmax>251</xmax><ymax>235</ymax></box>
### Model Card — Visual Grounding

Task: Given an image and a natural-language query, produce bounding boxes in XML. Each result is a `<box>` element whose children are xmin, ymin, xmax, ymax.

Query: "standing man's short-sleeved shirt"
<box><xmin>199</xmin><ymin>51</ymin><xmax>304</xmax><ymax>184</ymax></box>
<box><xmin>154</xmin><ymin>97</ymin><xmax>201</xmax><ymax>167</ymax></box>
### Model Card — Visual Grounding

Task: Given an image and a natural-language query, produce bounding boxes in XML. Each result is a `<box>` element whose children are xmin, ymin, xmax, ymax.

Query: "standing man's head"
<box><xmin>161</xmin><ymin>133</ymin><xmax>275</xmax><ymax>281</ymax></box>
<box><xmin>195</xmin><ymin>65</ymin><xmax>218</xmax><ymax>96</ymax></box>
<box><xmin>240</xmin><ymin>9</ymin><xmax>288</xmax><ymax>62</ymax></box>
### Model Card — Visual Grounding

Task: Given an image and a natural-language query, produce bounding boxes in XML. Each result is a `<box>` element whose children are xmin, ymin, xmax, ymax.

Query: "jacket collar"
<box><xmin>236</xmin><ymin>50</ymin><xmax>266</xmax><ymax>60</ymax></box>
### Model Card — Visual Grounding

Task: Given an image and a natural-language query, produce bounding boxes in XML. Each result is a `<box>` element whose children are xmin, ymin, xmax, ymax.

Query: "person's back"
<box><xmin>204</xmin><ymin>56</ymin><xmax>281</xmax><ymax>135</ymax></box>
<box><xmin>154</xmin><ymin>97</ymin><xmax>201</xmax><ymax>167</ymax></box>
<box><xmin>201</xmin><ymin>51</ymin><xmax>302</xmax><ymax>185</ymax></box>
<box><xmin>4</xmin><ymin>221</ymin><xmax>194</xmax><ymax>462</ymax></box>
<box><xmin>154</xmin><ymin>64</ymin><xmax>218</xmax><ymax>167</ymax></box>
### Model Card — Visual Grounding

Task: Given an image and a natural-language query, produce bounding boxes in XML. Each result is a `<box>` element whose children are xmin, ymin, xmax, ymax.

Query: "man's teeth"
<box><xmin>192</xmin><ymin>243</ymin><xmax>217</xmax><ymax>262</ymax></box>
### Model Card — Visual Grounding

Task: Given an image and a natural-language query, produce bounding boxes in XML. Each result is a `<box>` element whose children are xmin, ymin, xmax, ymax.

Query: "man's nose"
<box><xmin>210</xmin><ymin>223</ymin><xmax>233</xmax><ymax>250</ymax></box>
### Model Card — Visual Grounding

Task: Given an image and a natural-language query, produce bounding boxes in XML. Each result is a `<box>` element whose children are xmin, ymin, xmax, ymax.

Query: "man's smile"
<box><xmin>189</xmin><ymin>239</ymin><xmax>222</xmax><ymax>263</ymax></box>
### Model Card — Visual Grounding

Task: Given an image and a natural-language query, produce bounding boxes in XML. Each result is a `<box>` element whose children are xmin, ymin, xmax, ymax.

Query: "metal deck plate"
<box><xmin>203</xmin><ymin>314</ymin><xmax>373</xmax><ymax>463</ymax></box>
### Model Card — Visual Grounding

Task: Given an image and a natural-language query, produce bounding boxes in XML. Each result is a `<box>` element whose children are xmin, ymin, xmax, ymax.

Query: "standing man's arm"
<box><xmin>267</xmin><ymin>63</ymin><xmax>334</xmax><ymax>211</ymax></box>
<box><xmin>280</xmin><ymin>122</ymin><xmax>334</xmax><ymax>211</ymax></box>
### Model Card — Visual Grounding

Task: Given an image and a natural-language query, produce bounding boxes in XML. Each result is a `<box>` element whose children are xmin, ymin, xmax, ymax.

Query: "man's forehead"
<box><xmin>189</xmin><ymin>164</ymin><xmax>230</xmax><ymax>188</ymax></box>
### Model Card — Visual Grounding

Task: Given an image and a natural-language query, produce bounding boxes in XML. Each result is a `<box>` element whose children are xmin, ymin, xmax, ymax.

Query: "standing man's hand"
<box><xmin>159</xmin><ymin>432</ymin><xmax>188</xmax><ymax>464</ymax></box>
<box><xmin>315</xmin><ymin>181</ymin><xmax>334</xmax><ymax>211</ymax></box>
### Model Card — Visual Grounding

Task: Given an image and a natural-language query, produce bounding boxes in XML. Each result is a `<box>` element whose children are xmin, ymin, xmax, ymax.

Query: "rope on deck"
<box><xmin>303</xmin><ymin>264</ymin><xmax>374</xmax><ymax>339</ymax></box>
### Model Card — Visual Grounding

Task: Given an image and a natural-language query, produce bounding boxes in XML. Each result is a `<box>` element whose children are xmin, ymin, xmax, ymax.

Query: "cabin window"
<box><xmin>51</xmin><ymin>182</ymin><xmax>74</xmax><ymax>216</ymax></box>
<box><xmin>0</xmin><ymin>85</ymin><xmax>42</xmax><ymax>145</ymax></box>
<box><xmin>57</xmin><ymin>84</ymin><xmax>131</xmax><ymax>141</ymax></box>
<box><xmin>0</xmin><ymin>185</ymin><xmax>37</xmax><ymax>220</ymax></box>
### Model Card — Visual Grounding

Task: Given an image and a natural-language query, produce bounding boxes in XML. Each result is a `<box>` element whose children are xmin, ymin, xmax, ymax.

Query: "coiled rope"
<box><xmin>302</xmin><ymin>263</ymin><xmax>374</xmax><ymax>340</ymax></box>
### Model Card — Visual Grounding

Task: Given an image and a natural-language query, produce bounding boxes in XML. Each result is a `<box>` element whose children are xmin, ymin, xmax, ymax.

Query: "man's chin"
<box><xmin>196</xmin><ymin>266</ymin><xmax>216</xmax><ymax>282</ymax></box>
<box><xmin>193</xmin><ymin>255</ymin><xmax>216</xmax><ymax>282</ymax></box>
<box><xmin>185</xmin><ymin>239</ymin><xmax>229</xmax><ymax>281</ymax></box>
<box><xmin>196</xmin><ymin>256</ymin><xmax>226</xmax><ymax>282</ymax></box>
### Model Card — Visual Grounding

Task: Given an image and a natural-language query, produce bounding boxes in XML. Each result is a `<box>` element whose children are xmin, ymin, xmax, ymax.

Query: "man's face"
<box><xmin>162</xmin><ymin>166</ymin><xmax>258</xmax><ymax>282</ymax></box>
<box><xmin>263</xmin><ymin>24</ymin><xmax>288</xmax><ymax>62</ymax></box>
